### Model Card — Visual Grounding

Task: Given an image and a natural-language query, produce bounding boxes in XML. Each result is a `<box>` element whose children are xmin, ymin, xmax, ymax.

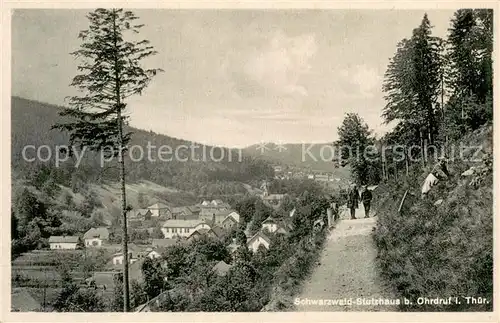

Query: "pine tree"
<box><xmin>336</xmin><ymin>113</ymin><xmax>378</xmax><ymax>185</ymax></box>
<box><xmin>383</xmin><ymin>14</ymin><xmax>443</xmax><ymax>146</ymax></box>
<box><xmin>444</xmin><ymin>9</ymin><xmax>493</xmax><ymax>136</ymax></box>
<box><xmin>52</xmin><ymin>9</ymin><xmax>162</xmax><ymax>311</ymax></box>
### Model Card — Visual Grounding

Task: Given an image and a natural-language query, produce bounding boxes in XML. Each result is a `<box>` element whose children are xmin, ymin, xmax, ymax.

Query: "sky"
<box><xmin>11</xmin><ymin>9</ymin><xmax>456</xmax><ymax>148</ymax></box>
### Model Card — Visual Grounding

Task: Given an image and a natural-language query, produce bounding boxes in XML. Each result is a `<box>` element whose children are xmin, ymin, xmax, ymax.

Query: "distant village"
<box><xmin>42</xmin><ymin>193</ymin><xmax>301</xmax><ymax>299</ymax></box>
<box><xmin>272</xmin><ymin>165</ymin><xmax>346</xmax><ymax>184</ymax></box>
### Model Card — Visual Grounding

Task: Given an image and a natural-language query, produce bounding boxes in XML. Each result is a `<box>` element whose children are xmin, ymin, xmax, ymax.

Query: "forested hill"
<box><xmin>11</xmin><ymin>96</ymin><xmax>274</xmax><ymax>196</ymax></box>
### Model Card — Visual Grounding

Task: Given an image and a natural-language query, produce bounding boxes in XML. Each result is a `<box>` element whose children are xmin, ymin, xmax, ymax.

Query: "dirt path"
<box><xmin>294</xmin><ymin>209</ymin><xmax>399</xmax><ymax>312</ymax></box>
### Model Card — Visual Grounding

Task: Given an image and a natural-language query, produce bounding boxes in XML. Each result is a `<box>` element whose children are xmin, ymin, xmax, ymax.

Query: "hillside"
<box><xmin>11</xmin><ymin>96</ymin><xmax>274</xmax><ymax>196</ymax></box>
<box><xmin>372</xmin><ymin>124</ymin><xmax>493</xmax><ymax>311</ymax></box>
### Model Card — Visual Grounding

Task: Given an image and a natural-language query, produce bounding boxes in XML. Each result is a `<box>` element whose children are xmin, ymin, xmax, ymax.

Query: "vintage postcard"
<box><xmin>2</xmin><ymin>1</ymin><xmax>498</xmax><ymax>322</ymax></box>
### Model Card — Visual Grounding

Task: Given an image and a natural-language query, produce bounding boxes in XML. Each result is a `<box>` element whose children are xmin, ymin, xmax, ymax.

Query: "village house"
<box><xmin>200</xmin><ymin>209</ymin><xmax>240</xmax><ymax>225</ymax></box>
<box><xmin>112</xmin><ymin>244</ymin><xmax>143</xmax><ymax>265</ymax></box>
<box><xmin>83</xmin><ymin>227</ymin><xmax>110</xmax><ymax>247</ymax></box>
<box><xmin>161</xmin><ymin>219</ymin><xmax>210</xmax><ymax>239</ymax></box>
<box><xmin>48</xmin><ymin>236</ymin><xmax>81</xmax><ymax>250</ymax></box>
<box><xmin>246</xmin><ymin>231</ymin><xmax>271</xmax><ymax>253</ymax></box>
<box><xmin>261</xmin><ymin>216</ymin><xmax>279</xmax><ymax>233</ymax></box>
<box><xmin>207</xmin><ymin>225</ymin><xmax>226</xmax><ymax>241</ymax></box>
<box><xmin>187</xmin><ymin>228</ymin><xmax>209</xmax><ymax>242</ymax></box>
<box><xmin>147</xmin><ymin>202</ymin><xmax>171</xmax><ymax>218</ymax></box>
<box><xmin>129</xmin><ymin>208</ymin><xmax>153</xmax><ymax>220</ymax></box>
<box><xmin>171</xmin><ymin>205</ymin><xmax>200</xmax><ymax>220</ymax></box>
<box><xmin>275</xmin><ymin>223</ymin><xmax>291</xmax><ymax>235</ymax></box>
<box><xmin>221</xmin><ymin>214</ymin><xmax>238</xmax><ymax>230</ymax></box>
<box><xmin>199</xmin><ymin>199</ymin><xmax>231</xmax><ymax>217</ymax></box>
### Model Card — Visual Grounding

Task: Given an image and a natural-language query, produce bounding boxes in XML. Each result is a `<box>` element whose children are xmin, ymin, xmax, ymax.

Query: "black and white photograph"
<box><xmin>4</xmin><ymin>2</ymin><xmax>496</xmax><ymax>318</ymax></box>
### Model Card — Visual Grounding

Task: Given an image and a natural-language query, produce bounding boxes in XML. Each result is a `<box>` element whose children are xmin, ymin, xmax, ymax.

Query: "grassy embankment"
<box><xmin>373</xmin><ymin>125</ymin><xmax>493</xmax><ymax>311</ymax></box>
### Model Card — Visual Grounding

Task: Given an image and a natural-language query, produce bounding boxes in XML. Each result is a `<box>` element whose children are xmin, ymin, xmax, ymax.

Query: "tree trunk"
<box><xmin>404</xmin><ymin>146</ymin><xmax>409</xmax><ymax>176</ymax></box>
<box><xmin>420</xmin><ymin>130</ymin><xmax>426</xmax><ymax>168</ymax></box>
<box><xmin>112</xmin><ymin>10</ymin><xmax>130</xmax><ymax>312</ymax></box>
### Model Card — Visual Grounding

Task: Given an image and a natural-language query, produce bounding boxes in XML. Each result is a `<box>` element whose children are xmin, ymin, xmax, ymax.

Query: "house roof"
<box><xmin>83</xmin><ymin>227</ymin><xmax>110</xmax><ymax>240</ymax></box>
<box><xmin>262</xmin><ymin>216</ymin><xmax>277</xmax><ymax>224</ymax></box>
<box><xmin>247</xmin><ymin>231</ymin><xmax>271</xmax><ymax>245</ymax></box>
<box><xmin>148</xmin><ymin>202</ymin><xmax>170</xmax><ymax>210</ymax></box>
<box><xmin>162</xmin><ymin>219</ymin><xmax>202</xmax><ymax>228</ymax></box>
<box><xmin>11</xmin><ymin>288</ymin><xmax>43</xmax><ymax>312</ymax></box>
<box><xmin>221</xmin><ymin>211</ymin><xmax>240</xmax><ymax>223</ymax></box>
<box><xmin>196</xmin><ymin>228</ymin><xmax>210</xmax><ymax>235</ymax></box>
<box><xmin>209</xmin><ymin>225</ymin><xmax>225</xmax><ymax>238</ymax></box>
<box><xmin>212</xmin><ymin>261</ymin><xmax>233</xmax><ymax>276</ymax></box>
<box><xmin>222</xmin><ymin>215</ymin><xmax>237</xmax><ymax>224</ymax></box>
<box><xmin>48</xmin><ymin>236</ymin><xmax>80</xmax><ymax>243</ymax></box>
<box><xmin>171</xmin><ymin>206</ymin><xmax>191</xmax><ymax>214</ymax></box>
<box><xmin>187</xmin><ymin>205</ymin><xmax>201</xmax><ymax>212</ymax></box>
<box><xmin>130</xmin><ymin>209</ymin><xmax>152</xmax><ymax>218</ymax></box>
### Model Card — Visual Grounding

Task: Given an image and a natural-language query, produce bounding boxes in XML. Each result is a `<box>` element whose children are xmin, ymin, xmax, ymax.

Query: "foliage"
<box><xmin>53</xmin><ymin>273</ymin><xmax>105</xmax><ymax>312</ymax></box>
<box><xmin>142</xmin><ymin>257</ymin><xmax>168</xmax><ymax>299</ymax></box>
<box><xmin>335</xmin><ymin>113</ymin><xmax>380</xmax><ymax>185</ymax></box>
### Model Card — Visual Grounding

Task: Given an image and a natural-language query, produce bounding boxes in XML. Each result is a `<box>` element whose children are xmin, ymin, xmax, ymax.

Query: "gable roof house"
<box><xmin>261</xmin><ymin>216</ymin><xmax>279</xmax><ymax>233</ymax></box>
<box><xmin>200</xmin><ymin>210</ymin><xmax>240</xmax><ymax>225</ymax></box>
<box><xmin>48</xmin><ymin>236</ymin><xmax>81</xmax><ymax>250</ymax></box>
<box><xmin>246</xmin><ymin>231</ymin><xmax>271</xmax><ymax>253</ymax></box>
<box><xmin>187</xmin><ymin>228</ymin><xmax>210</xmax><ymax>242</ymax></box>
<box><xmin>199</xmin><ymin>200</ymin><xmax>231</xmax><ymax>217</ymax></box>
<box><xmin>129</xmin><ymin>209</ymin><xmax>153</xmax><ymax>220</ymax></box>
<box><xmin>111</xmin><ymin>243</ymin><xmax>145</xmax><ymax>265</ymax></box>
<box><xmin>207</xmin><ymin>225</ymin><xmax>226</xmax><ymax>241</ymax></box>
<box><xmin>83</xmin><ymin>227</ymin><xmax>110</xmax><ymax>247</ymax></box>
<box><xmin>221</xmin><ymin>214</ymin><xmax>238</xmax><ymax>230</ymax></box>
<box><xmin>147</xmin><ymin>202</ymin><xmax>171</xmax><ymax>218</ymax></box>
<box><xmin>171</xmin><ymin>206</ymin><xmax>200</xmax><ymax>220</ymax></box>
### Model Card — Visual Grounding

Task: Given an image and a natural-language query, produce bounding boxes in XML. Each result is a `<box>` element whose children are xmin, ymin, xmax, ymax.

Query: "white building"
<box><xmin>83</xmin><ymin>227</ymin><xmax>110</xmax><ymax>247</ymax></box>
<box><xmin>161</xmin><ymin>219</ymin><xmax>210</xmax><ymax>239</ymax></box>
<box><xmin>48</xmin><ymin>236</ymin><xmax>81</xmax><ymax>250</ymax></box>
<box><xmin>246</xmin><ymin>232</ymin><xmax>271</xmax><ymax>253</ymax></box>
<box><xmin>147</xmin><ymin>202</ymin><xmax>171</xmax><ymax>217</ymax></box>
<box><xmin>261</xmin><ymin>216</ymin><xmax>278</xmax><ymax>233</ymax></box>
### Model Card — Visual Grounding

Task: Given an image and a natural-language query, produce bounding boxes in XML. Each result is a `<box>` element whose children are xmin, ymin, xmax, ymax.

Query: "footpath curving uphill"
<box><xmin>294</xmin><ymin>208</ymin><xmax>398</xmax><ymax>312</ymax></box>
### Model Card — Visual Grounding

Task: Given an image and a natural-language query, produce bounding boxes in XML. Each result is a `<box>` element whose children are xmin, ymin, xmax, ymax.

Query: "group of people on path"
<box><xmin>347</xmin><ymin>184</ymin><xmax>373</xmax><ymax>220</ymax></box>
<box><xmin>345</xmin><ymin>157</ymin><xmax>451</xmax><ymax>220</ymax></box>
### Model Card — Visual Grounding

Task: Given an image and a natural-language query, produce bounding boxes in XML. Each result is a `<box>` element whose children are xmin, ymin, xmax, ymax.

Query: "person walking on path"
<box><xmin>361</xmin><ymin>185</ymin><xmax>373</xmax><ymax>218</ymax></box>
<box><xmin>421</xmin><ymin>157</ymin><xmax>450</xmax><ymax>199</ymax></box>
<box><xmin>347</xmin><ymin>184</ymin><xmax>359</xmax><ymax>220</ymax></box>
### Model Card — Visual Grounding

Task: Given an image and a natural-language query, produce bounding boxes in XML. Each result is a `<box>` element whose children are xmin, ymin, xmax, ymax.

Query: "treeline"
<box><xmin>11</xmin><ymin>96</ymin><xmax>274</xmax><ymax>196</ymax></box>
<box><xmin>335</xmin><ymin>10</ymin><xmax>493</xmax><ymax>185</ymax></box>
